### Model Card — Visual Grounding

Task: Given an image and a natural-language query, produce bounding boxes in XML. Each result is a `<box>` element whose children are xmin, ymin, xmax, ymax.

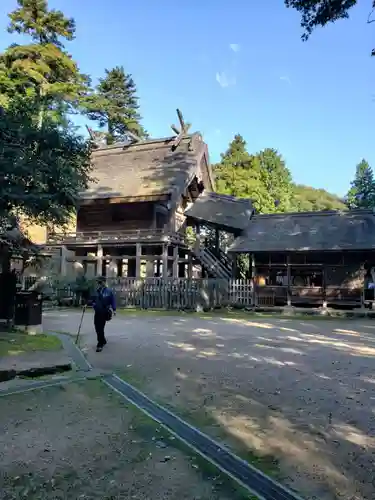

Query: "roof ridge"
<box><xmin>205</xmin><ymin>192</ymin><xmax>252</xmax><ymax>204</ymax></box>
<box><xmin>93</xmin><ymin>133</ymin><xmax>200</xmax><ymax>153</ymax></box>
<box><xmin>252</xmin><ymin>209</ymin><xmax>375</xmax><ymax>219</ymax></box>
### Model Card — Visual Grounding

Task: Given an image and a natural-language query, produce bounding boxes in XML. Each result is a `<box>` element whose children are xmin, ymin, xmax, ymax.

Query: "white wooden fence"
<box><xmin>105</xmin><ymin>278</ymin><xmax>254</xmax><ymax>310</ymax></box>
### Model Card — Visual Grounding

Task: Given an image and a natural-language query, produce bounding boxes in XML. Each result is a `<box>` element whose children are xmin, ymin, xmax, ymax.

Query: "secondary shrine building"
<box><xmin>228</xmin><ymin>209</ymin><xmax>375</xmax><ymax>308</ymax></box>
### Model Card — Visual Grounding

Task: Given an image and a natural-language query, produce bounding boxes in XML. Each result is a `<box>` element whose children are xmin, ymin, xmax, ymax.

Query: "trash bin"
<box><xmin>14</xmin><ymin>291</ymin><xmax>42</xmax><ymax>326</ymax></box>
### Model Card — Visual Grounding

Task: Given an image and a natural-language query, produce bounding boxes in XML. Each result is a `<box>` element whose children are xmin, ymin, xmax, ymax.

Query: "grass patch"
<box><xmin>117</xmin><ymin>367</ymin><xmax>279</xmax><ymax>480</ymax></box>
<box><xmin>0</xmin><ymin>332</ymin><xmax>62</xmax><ymax>357</ymax></box>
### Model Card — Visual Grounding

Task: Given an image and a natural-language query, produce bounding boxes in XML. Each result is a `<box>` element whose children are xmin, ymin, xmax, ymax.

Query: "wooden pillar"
<box><xmin>135</xmin><ymin>243</ymin><xmax>141</xmax><ymax>279</ymax></box>
<box><xmin>60</xmin><ymin>246</ymin><xmax>68</xmax><ymax>276</ymax></box>
<box><xmin>187</xmin><ymin>252</ymin><xmax>193</xmax><ymax>278</ymax></box>
<box><xmin>251</xmin><ymin>254</ymin><xmax>256</xmax><ymax>306</ymax></box>
<box><xmin>162</xmin><ymin>244</ymin><xmax>168</xmax><ymax>277</ymax></box>
<box><xmin>215</xmin><ymin>228</ymin><xmax>220</xmax><ymax>251</ymax></box>
<box><xmin>96</xmin><ymin>244</ymin><xmax>103</xmax><ymax>276</ymax></box>
<box><xmin>117</xmin><ymin>259</ymin><xmax>123</xmax><ymax>277</ymax></box>
<box><xmin>172</xmin><ymin>246</ymin><xmax>179</xmax><ymax>278</ymax></box>
<box><xmin>322</xmin><ymin>265</ymin><xmax>327</xmax><ymax>309</ymax></box>
<box><xmin>232</xmin><ymin>254</ymin><xmax>238</xmax><ymax>279</ymax></box>
<box><xmin>156</xmin><ymin>259</ymin><xmax>161</xmax><ymax>277</ymax></box>
<box><xmin>286</xmin><ymin>254</ymin><xmax>291</xmax><ymax>307</ymax></box>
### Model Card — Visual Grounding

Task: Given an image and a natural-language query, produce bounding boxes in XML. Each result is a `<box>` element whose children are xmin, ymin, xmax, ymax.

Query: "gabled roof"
<box><xmin>228</xmin><ymin>209</ymin><xmax>375</xmax><ymax>253</ymax></box>
<box><xmin>184</xmin><ymin>192</ymin><xmax>254</xmax><ymax>232</ymax></box>
<box><xmin>81</xmin><ymin>133</ymin><xmax>213</xmax><ymax>201</ymax></box>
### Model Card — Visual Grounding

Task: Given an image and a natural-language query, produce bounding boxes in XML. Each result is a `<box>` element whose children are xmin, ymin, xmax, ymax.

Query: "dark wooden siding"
<box><xmin>77</xmin><ymin>202</ymin><xmax>156</xmax><ymax>232</ymax></box>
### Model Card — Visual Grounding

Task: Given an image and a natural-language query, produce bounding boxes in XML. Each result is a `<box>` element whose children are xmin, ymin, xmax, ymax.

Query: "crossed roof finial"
<box><xmin>171</xmin><ymin>109</ymin><xmax>191</xmax><ymax>150</ymax></box>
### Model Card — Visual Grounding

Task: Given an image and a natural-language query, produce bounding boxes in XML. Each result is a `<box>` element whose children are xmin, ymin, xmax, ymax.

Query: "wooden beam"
<box><xmin>286</xmin><ymin>254</ymin><xmax>291</xmax><ymax>307</ymax></box>
<box><xmin>172</xmin><ymin>131</ymin><xmax>184</xmax><ymax>151</ymax></box>
<box><xmin>171</xmin><ymin>124</ymin><xmax>180</xmax><ymax>135</ymax></box>
<box><xmin>126</xmin><ymin>131</ymin><xmax>142</xmax><ymax>143</ymax></box>
<box><xmin>177</xmin><ymin>109</ymin><xmax>185</xmax><ymax>132</ymax></box>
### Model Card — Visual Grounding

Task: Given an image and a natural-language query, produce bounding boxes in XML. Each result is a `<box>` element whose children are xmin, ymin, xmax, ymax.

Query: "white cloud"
<box><xmin>279</xmin><ymin>75</ymin><xmax>291</xmax><ymax>85</ymax></box>
<box><xmin>229</xmin><ymin>43</ymin><xmax>240</xmax><ymax>53</ymax></box>
<box><xmin>216</xmin><ymin>72</ymin><xmax>236</xmax><ymax>88</ymax></box>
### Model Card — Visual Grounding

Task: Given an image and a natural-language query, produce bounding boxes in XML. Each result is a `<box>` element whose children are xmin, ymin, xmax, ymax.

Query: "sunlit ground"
<box><xmin>43</xmin><ymin>310</ymin><xmax>375</xmax><ymax>500</ymax></box>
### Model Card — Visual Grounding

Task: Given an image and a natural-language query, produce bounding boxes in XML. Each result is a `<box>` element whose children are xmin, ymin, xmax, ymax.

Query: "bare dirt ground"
<box><xmin>44</xmin><ymin>310</ymin><xmax>375</xmax><ymax>500</ymax></box>
<box><xmin>0</xmin><ymin>378</ymin><xmax>239</xmax><ymax>500</ymax></box>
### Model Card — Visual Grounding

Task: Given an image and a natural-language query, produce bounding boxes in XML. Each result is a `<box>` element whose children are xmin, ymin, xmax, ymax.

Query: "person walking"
<box><xmin>92</xmin><ymin>277</ymin><xmax>116</xmax><ymax>352</ymax></box>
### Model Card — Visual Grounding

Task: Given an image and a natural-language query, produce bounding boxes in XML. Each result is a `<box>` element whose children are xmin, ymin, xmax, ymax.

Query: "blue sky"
<box><xmin>0</xmin><ymin>0</ymin><xmax>374</xmax><ymax>196</ymax></box>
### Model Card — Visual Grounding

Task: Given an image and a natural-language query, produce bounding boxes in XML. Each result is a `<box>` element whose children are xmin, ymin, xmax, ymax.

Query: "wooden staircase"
<box><xmin>192</xmin><ymin>244</ymin><xmax>232</xmax><ymax>279</ymax></box>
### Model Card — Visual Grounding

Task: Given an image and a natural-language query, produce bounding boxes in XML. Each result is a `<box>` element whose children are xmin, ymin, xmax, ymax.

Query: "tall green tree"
<box><xmin>214</xmin><ymin>135</ymin><xmax>294</xmax><ymax>214</ymax></box>
<box><xmin>257</xmin><ymin>148</ymin><xmax>294</xmax><ymax>212</ymax></box>
<box><xmin>285</xmin><ymin>0</ymin><xmax>374</xmax><ymax>56</ymax></box>
<box><xmin>0</xmin><ymin>102</ymin><xmax>92</xmax><ymax>236</ymax></box>
<box><xmin>214</xmin><ymin>135</ymin><xmax>270</xmax><ymax>212</ymax></box>
<box><xmin>84</xmin><ymin>66</ymin><xmax>146</xmax><ymax>145</ymax></box>
<box><xmin>346</xmin><ymin>159</ymin><xmax>375</xmax><ymax>209</ymax></box>
<box><xmin>0</xmin><ymin>0</ymin><xmax>88</xmax><ymax>124</ymax></box>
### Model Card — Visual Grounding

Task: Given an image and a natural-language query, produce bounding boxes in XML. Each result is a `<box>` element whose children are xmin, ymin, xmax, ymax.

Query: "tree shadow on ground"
<box><xmin>44</xmin><ymin>311</ymin><xmax>375</xmax><ymax>500</ymax></box>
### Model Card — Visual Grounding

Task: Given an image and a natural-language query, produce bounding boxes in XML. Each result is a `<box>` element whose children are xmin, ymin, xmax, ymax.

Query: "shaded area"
<box><xmin>43</xmin><ymin>311</ymin><xmax>375</xmax><ymax>500</ymax></box>
<box><xmin>0</xmin><ymin>379</ymin><xmax>243</xmax><ymax>500</ymax></box>
<box><xmin>184</xmin><ymin>191</ymin><xmax>253</xmax><ymax>232</ymax></box>
<box><xmin>106</xmin><ymin>373</ymin><xmax>302</xmax><ymax>500</ymax></box>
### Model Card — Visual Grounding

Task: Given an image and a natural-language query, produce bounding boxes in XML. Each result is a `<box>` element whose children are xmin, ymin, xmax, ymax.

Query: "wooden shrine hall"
<box><xmin>228</xmin><ymin>209</ymin><xmax>375</xmax><ymax>308</ymax></box>
<box><xmin>47</xmin><ymin>110</ymin><xmax>251</xmax><ymax>280</ymax></box>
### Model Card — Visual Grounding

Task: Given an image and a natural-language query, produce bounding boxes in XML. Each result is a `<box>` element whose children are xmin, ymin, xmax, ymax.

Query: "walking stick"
<box><xmin>75</xmin><ymin>304</ymin><xmax>87</xmax><ymax>345</ymax></box>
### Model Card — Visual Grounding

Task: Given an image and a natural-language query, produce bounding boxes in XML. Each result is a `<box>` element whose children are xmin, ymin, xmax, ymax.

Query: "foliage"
<box><xmin>214</xmin><ymin>135</ymin><xmax>294</xmax><ymax>214</ymax></box>
<box><xmin>83</xmin><ymin>66</ymin><xmax>147</xmax><ymax>145</ymax></box>
<box><xmin>0</xmin><ymin>0</ymin><xmax>89</xmax><ymax>124</ymax></box>
<box><xmin>0</xmin><ymin>104</ymin><xmax>92</xmax><ymax>230</ymax></box>
<box><xmin>293</xmin><ymin>184</ymin><xmax>346</xmax><ymax>211</ymax></box>
<box><xmin>285</xmin><ymin>0</ymin><xmax>374</xmax><ymax>56</ymax></box>
<box><xmin>346</xmin><ymin>159</ymin><xmax>375</xmax><ymax>209</ymax></box>
<box><xmin>214</xmin><ymin>135</ymin><xmax>349</xmax><ymax>216</ymax></box>
<box><xmin>8</xmin><ymin>0</ymin><xmax>75</xmax><ymax>46</ymax></box>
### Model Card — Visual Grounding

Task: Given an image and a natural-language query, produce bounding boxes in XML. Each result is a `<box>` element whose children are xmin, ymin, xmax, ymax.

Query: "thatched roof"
<box><xmin>185</xmin><ymin>192</ymin><xmax>254</xmax><ymax>232</ymax></box>
<box><xmin>229</xmin><ymin>209</ymin><xmax>375</xmax><ymax>253</ymax></box>
<box><xmin>81</xmin><ymin>133</ymin><xmax>212</xmax><ymax>202</ymax></box>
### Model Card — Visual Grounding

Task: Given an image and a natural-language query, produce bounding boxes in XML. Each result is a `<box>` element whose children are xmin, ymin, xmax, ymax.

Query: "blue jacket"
<box><xmin>92</xmin><ymin>286</ymin><xmax>116</xmax><ymax>313</ymax></box>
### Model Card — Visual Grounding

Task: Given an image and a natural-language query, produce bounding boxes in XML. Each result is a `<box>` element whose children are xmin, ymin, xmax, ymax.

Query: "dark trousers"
<box><xmin>94</xmin><ymin>311</ymin><xmax>107</xmax><ymax>346</ymax></box>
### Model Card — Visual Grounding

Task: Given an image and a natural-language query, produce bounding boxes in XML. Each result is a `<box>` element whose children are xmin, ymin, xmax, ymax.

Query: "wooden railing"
<box><xmin>254</xmin><ymin>285</ymin><xmax>362</xmax><ymax>306</ymax></box>
<box><xmin>47</xmin><ymin>229</ymin><xmax>187</xmax><ymax>245</ymax></box>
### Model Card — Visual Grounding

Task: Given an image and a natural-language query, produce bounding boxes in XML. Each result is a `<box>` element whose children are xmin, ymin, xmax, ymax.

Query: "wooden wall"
<box><xmin>77</xmin><ymin>201</ymin><xmax>156</xmax><ymax>232</ymax></box>
<box><xmin>253</xmin><ymin>251</ymin><xmax>370</xmax><ymax>289</ymax></box>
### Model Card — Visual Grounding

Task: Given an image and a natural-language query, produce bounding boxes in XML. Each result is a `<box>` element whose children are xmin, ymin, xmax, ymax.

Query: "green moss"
<box><xmin>0</xmin><ymin>332</ymin><xmax>62</xmax><ymax>357</ymax></box>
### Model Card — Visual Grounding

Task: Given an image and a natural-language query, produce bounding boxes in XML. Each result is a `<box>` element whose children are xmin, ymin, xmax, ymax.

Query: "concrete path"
<box><xmin>43</xmin><ymin>309</ymin><xmax>375</xmax><ymax>500</ymax></box>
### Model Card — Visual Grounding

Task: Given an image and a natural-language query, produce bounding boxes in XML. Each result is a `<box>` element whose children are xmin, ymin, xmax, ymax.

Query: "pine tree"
<box><xmin>0</xmin><ymin>0</ymin><xmax>88</xmax><ymax>124</ymax></box>
<box><xmin>214</xmin><ymin>135</ymin><xmax>294</xmax><ymax>214</ymax></box>
<box><xmin>84</xmin><ymin>66</ymin><xmax>147</xmax><ymax>145</ymax></box>
<box><xmin>346</xmin><ymin>159</ymin><xmax>375</xmax><ymax>209</ymax></box>
<box><xmin>7</xmin><ymin>0</ymin><xmax>75</xmax><ymax>46</ymax></box>
<box><xmin>257</xmin><ymin>148</ymin><xmax>294</xmax><ymax>212</ymax></box>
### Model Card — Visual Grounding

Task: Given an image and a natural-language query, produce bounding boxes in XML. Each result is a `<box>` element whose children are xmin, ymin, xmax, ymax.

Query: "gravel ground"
<box><xmin>44</xmin><ymin>310</ymin><xmax>375</xmax><ymax>500</ymax></box>
<box><xmin>0</xmin><ymin>379</ymin><xmax>241</xmax><ymax>500</ymax></box>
